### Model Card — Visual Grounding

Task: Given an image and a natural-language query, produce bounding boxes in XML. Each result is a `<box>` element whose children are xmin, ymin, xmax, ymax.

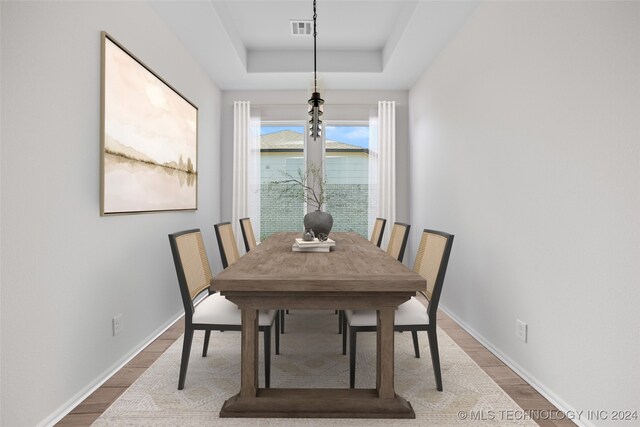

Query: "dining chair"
<box><xmin>238</xmin><ymin>218</ymin><xmax>288</xmax><ymax>334</ymax></box>
<box><xmin>343</xmin><ymin>229</ymin><xmax>454</xmax><ymax>391</ymax></box>
<box><xmin>239</xmin><ymin>217</ymin><xmax>258</xmax><ymax>253</ymax></box>
<box><xmin>169</xmin><ymin>228</ymin><xmax>279</xmax><ymax>390</ymax></box>
<box><xmin>370</xmin><ymin>217</ymin><xmax>387</xmax><ymax>247</ymax></box>
<box><xmin>213</xmin><ymin>222</ymin><xmax>240</xmax><ymax>269</ymax></box>
<box><xmin>386</xmin><ymin>222</ymin><xmax>411</xmax><ymax>263</ymax></box>
<box><xmin>338</xmin><ymin>222</ymin><xmax>410</xmax><ymax>339</ymax></box>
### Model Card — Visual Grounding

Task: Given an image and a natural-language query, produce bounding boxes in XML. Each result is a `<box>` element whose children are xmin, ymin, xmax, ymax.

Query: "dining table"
<box><xmin>211</xmin><ymin>231</ymin><xmax>426</xmax><ymax>419</ymax></box>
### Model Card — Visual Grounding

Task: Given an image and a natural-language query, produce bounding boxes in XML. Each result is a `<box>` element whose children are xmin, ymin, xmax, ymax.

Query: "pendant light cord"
<box><xmin>313</xmin><ymin>0</ymin><xmax>317</xmax><ymax>93</ymax></box>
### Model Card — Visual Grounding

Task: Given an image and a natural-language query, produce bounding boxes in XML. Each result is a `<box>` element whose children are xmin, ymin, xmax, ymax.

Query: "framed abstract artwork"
<box><xmin>100</xmin><ymin>32</ymin><xmax>198</xmax><ymax>215</ymax></box>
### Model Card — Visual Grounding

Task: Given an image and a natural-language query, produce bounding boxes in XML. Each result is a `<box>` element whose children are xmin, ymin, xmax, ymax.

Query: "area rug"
<box><xmin>94</xmin><ymin>310</ymin><xmax>535</xmax><ymax>426</ymax></box>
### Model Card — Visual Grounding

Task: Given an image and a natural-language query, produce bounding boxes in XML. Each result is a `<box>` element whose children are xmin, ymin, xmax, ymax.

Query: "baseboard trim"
<box><xmin>439</xmin><ymin>304</ymin><xmax>594</xmax><ymax>427</ymax></box>
<box><xmin>39</xmin><ymin>310</ymin><xmax>184</xmax><ymax>427</ymax></box>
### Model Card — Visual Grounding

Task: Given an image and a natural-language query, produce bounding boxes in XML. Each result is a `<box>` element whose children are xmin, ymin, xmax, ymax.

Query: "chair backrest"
<box><xmin>386</xmin><ymin>222</ymin><xmax>411</xmax><ymax>262</ymax></box>
<box><xmin>412</xmin><ymin>229</ymin><xmax>454</xmax><ymax>320</ymax></box>
<box><xmin>168</xmin><ymin>229</ymin><xmax>213</xmax><ymax>319</ymax></box>
<box><xmin>239</xmin><ymin>217</ymin><xmax>257</xmax><ymax>252</ymax></box>
<box><xmin>214</xmin><ymin>222</ymin><xmax>240</xmax><ymax>269</ymax></box>
<box><xmin>370</xmin><ymin>217</ymin><xmax>386</xmax><ymax>247</ymax></box>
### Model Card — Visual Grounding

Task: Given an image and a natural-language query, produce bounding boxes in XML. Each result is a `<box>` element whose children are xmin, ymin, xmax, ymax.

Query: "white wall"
<box><xmin>0</xmin><ymin>2</ymin><xmax>221</xmax><ymax>425</ymax></box>
<box><xmin>409</xmin><ymin>2</ymin><xmax>640</xmax><ymax>425</ymax></box>
<box><xmin>220</xmin><ymin>90</ymin><xmax>410</xmax><ymax>225</ymax></box>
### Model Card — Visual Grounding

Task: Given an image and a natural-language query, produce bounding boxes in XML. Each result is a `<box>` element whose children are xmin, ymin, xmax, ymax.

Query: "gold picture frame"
<box><xmin>100</xmin><ymin>32</ymin><xmax>198</xmax><ymax>215</ymax></box>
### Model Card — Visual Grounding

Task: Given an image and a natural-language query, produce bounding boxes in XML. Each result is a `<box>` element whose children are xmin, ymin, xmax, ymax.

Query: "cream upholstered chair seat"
<box><xmin>193</xmin><ymin>293</ymin><xmax>276</xmax><ymax>326</ymax></box>
<box><xmin>345</xmin><ymin>297</ymin><xmax>428</xmax><ymax>327</ymax></box>
<box><xmin>343</xmin><ymin>229</ymin><xmax>454</xmax><ymax>391</ymax></box>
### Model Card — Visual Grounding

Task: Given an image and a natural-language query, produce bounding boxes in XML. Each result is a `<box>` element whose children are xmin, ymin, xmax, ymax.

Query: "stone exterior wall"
<box><xmin>325</xmin><ymin>184</ymin><xmax>369</xmax><ymax>237</ymax></box>
<box><xmin>260</xmin><ymin>184</ymin><xmax>305</xmax><ymax>240</ymax></box>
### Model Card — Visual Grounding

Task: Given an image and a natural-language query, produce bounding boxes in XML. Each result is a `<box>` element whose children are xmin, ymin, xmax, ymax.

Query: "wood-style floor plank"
<box><xmin>466</xmin><ymin>349</ymin><xmax>508</xmax><ymax>367</ymax></box>
<box><xmin>163</xmin><ymin>321</ymin><xmax>185</xmax><ymax>339</ymax></box>
<box><xmin>125</xmin><ymin>350</ymin><xmax>166</xmax><ymax>368</ymax></box>
<box><xmin>435</xmin><ymin>317</ymin><xmax>459</xmax><ymax>330</ymax></box>
<box><xmin>503</xmin><ymin>384</ymin><xmax>564</xmax><ymax>411</ymax></box>
<box><xmin>482</xmin><ymin>366</ymin><xmax>528</xmax><ymax>386</ymax></box>
<box><xmin>69</xmin><ymin>387</ymin><xmax>125</xmax><ymax>414</ymax></box>
<box><xmin>55</xmin><ymin>413</ymin><xmax>101</xmax><ymax>427</ymax></box>
<box><xmin>549</xmin><ymin>418</ymin><xmax>579</xmax><ymax>426</ymax></box>
<box><xmin>101</xmin><ymin>367</ymin><xmax>147</xmax><ymax>388</ymax></box>
<box><xmin>144</xmin><ymin>338</ymin><xmax>175</xmax><ymax>353</ymax></box>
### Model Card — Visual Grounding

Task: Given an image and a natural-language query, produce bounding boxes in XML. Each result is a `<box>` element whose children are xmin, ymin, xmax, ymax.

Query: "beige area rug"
<box><xmin>94</xmin><ymin>310</ymin><xmax>535</xmax><ymax>426</ymax></box>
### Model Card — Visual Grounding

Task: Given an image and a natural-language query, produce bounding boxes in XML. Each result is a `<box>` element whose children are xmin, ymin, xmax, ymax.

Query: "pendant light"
<box><xmin>308</xmin><ymin>0</ymin><xmax>324</xmax><ymax>140</ymax></box>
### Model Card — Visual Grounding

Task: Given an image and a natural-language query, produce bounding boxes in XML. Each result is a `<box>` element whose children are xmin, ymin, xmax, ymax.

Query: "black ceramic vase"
<box><xmin>303</xmin><ymin>210</ymin><xmax>333</xmax><ymax>240</ymax></box>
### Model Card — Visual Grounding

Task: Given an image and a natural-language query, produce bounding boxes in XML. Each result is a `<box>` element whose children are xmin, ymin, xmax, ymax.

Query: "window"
<box><xmin>259</xmin><ymin>122</ymin><xmax>374</xmax><ymax>241</ymax></box>
<box><xmin>260</xmin><ymin>124</ymin><xmax>305</xmax><ymax>240</ymax></box>
<box><xmin>324</xmin><ymin>124</ymin><xmax>370</xmax><ymax>238</ymax></box>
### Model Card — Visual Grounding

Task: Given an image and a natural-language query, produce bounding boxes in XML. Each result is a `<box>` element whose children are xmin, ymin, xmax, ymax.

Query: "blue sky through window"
<box><xmin>261</xmin><ymin>126</ymin><xmax>302</xmax><ymax>135</ymax></box>
<box><xmin>326</xmin><ymin>126</ymin><xmax>369</xmax><ymax>148</ymax></box>
<box><xmin>261</xmin><ymin>125</ymin><xmax>369</xmax><ymax>149</ymax></box>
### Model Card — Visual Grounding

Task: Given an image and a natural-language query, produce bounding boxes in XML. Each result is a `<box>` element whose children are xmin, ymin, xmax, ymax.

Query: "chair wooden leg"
<box><xmin>427</xmin><ymin>329</ymin><xmax>442</xmax><ymax>391</ymax></box>
<box><xmin>338</xmin><ymin>309</ymin><xmax>343</xmax><ymax>333</ymax></box>
<box><xmin>411</xmin><ymin>330</ymin><xmax>420</xmax><ymax>358</ymax></box>
<box><xmin>342</xmin><ymin>312</ymin><xmax>347</xmax><ymax>355</ymax></box>
<box><xmin>202</xmin><ymin>330</ymin><xmax>211</xmax><ymax>357</ymax></box>
<box><xmin>264</xmin><ymin>326</ymin><xmax>271</xmax><ymax>389</ymax></box>
<box><xmin>349</xmin><ymin>326</ymin><xmax>357</xmax><ymax>388</ymax></box>
<box><xmin>280</xmin><ymin>309</ymin><xmax>285</xmax><ymax>334</ymax></box>
<box><xmin>275</xmin><ymin>311</ymin><xmax>280</xmax><ymax>355</ymax></box>
<box><xmin>178</xmin><ymin>327</ymin><xmax>194</xmax><ymax>390</ymax></box>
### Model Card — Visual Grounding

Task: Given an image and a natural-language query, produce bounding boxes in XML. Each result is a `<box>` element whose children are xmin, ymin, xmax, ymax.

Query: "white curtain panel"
<box><xmin>373</xmin><ymin>100</ymin><xmax>396</xmax><ymax>249</ymax></box>
<box><xmin>368</xmin><ymin>109</ymin><xmax>379</xmax><ymax>240</ymax></box>
<box><xmin>248</xmin><ymin>108</ymin><xmax>261</xmax><ymax>241</ymax></box>
<box><xmin>232</xmin><ymin>101</ymin><xmax>261</xmax><ymax>253</ymax></box>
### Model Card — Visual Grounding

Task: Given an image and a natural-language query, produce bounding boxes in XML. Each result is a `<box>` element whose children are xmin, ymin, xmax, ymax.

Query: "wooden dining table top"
<box><xmin>211</xmin><ymin>231</ymin><xmax>426</xmax><ymax>293</ymax></box>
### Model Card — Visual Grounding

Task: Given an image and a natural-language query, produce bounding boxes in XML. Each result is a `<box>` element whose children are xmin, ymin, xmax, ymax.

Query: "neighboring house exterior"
<box><xmin>260</xmin><ymin>129</ymin><xmax>369</xmax><ymax>239</ymax></box>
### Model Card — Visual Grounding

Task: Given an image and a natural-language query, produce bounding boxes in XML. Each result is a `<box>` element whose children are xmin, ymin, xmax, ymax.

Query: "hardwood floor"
<box><xmin>56</xmin><ymin>309</ymin><xmax>573</xmax><ymax>426</ymax></box>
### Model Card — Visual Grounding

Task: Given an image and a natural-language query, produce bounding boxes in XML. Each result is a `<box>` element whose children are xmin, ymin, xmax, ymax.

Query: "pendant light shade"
<box><xmin>308</xmin><ymin>91</ymin><xmax>324</xmax><ymax>140</ymax></box>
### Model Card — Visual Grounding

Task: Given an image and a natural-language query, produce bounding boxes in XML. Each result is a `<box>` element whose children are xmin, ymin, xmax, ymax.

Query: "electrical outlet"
<box><xmin>113</xmin><ymin>314</ymin><xmax>123</xmax><ymax>336</ymax></box>
<box><xmin>516</xmin><ymin>319</ymin><xmax>527</xmax><ymax>343</ymax></box>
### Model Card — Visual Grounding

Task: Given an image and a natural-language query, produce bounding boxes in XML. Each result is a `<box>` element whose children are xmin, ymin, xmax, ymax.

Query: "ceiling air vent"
<box><xmin>290</xmin><ymin>20</ymin><xmax>313</xmax><ymax>36</ymax></box>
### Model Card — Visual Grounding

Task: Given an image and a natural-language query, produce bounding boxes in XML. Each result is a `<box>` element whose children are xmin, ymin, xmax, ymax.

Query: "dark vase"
<box><xmin>303</xmin><ymin>210</ymin><xmax>333</xmax><ymax>240</ymax></box>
